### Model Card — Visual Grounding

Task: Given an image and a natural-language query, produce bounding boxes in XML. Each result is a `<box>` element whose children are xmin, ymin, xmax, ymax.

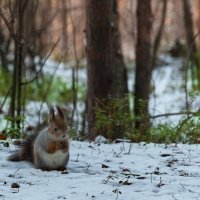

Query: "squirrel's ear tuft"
<box><xmin>49</xmin><ymin>105</ymin><xmax>55</xmax><ymax>122</ymax></box>
<box><xmin>56</xmin><ymin>105</ymin><xmax>65</xmax><ymax>119</ymax></box>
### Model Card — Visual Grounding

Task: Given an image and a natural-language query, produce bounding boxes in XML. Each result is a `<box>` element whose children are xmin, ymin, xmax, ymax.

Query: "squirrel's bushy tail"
<box><xmin>7</xmin><ymin>151</ymin><xmax>22</xmax><ymax>161</ymax></box>
<box><xmin>7</xmin><ymin>133</ymin><xmax>38</xmax><ymax>163</ymax></box>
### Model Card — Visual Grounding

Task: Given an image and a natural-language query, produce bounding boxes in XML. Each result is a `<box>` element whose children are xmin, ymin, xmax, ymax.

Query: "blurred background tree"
<box><xmin>0</xmin><ymin>0</ymin><xmax>200</xmax><ymax>141</ymax></box>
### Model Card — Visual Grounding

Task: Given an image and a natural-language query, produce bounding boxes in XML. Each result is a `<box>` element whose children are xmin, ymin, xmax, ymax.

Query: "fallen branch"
<box><xmin>150</xmin><ymin>111</ymin><xmax>199</xmax><ymax>119</ymax></box>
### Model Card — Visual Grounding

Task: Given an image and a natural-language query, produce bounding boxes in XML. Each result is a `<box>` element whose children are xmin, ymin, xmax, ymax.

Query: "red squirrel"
<box><xmin>8</xmin><ymin>105</ymin><xmax>70</xmax><ymax>171</ymax></box>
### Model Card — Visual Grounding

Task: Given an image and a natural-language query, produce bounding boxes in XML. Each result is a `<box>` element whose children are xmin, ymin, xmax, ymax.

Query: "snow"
<box><xmin>149</xmin><ymin>55</ymin><xmax>200</xmax><ymax>125</ymax></box>
<box><xmin>1</xmin><ymin>141</ymin><xmax>200</xmax><ymax>199</ymax></box>
<box><xmin>1</xmin><ymin>56</ymin><xmax>200</xmax><ymax>199</ymax></box>
<box><xmin>126</xmin><ymin>55</ymin><xmax>199</xmax><ymax>125</ymax></box>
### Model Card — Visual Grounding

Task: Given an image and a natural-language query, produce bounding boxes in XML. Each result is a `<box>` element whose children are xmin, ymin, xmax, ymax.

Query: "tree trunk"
<box><xmin>183</xmin><ymin>0</ymin><xmax>196</xmax><ymax>53</ymax></box>
<box><xmin>23</xmin><ymin>0</ymin><xmax>38</xmax><ymax>72</ymax></box>
<box><xmin>38</xmin><ymin>0</ymin><xmax>52</xmax><ymax>57</ymax></box>
<box><xmin>111</xmin><ymin>0</ymin><xmax>128</xmax><ymax>98</ymax></box>
<box><xmin>16</xmin><ymin>0</ymin><xmax>25</xmax><ymax>128</ymax></box>
<box><xmin>0</xmin><ymin>30</ymin><xmax>8</xmax><ymax>72</ymax></box>
<box><xmin>183</xmin><ymin>0</ymin><xmax>200</xmax><ymax>89</ymax></box>
<box><xmin>134</xmin><ymin>0</ymin><xmax>152</xmax><ymax>134</ymax></box>
<box><xmin>86</xmin><ymin>0</ymin><xmax>113</xmax><ymax>140</ymax></box>
<box><xmin>9</xmin><ymin>0</ymin><xmax>26</xmax><ymax>130</ymax></box>
<box><xmin>86</xmin><ymin>0</ymin><xmax>128</xmax><ymax>140</ymax></box>
<box><xmin>60</xmin><ymin>0</ymin><xmax>68</xmax><ymax>59</ymax></box>
<box><xmin>151</xmin><ymin>0</ymin><xmax>167</xmax><ymax>69</ymax></box>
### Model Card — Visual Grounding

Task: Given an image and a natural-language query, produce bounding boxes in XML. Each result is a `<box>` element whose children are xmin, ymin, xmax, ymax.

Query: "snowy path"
<box><xmin>1</xmin><ymin>141</ymin><xmax>200</xmax><ymax>200</ymax></box>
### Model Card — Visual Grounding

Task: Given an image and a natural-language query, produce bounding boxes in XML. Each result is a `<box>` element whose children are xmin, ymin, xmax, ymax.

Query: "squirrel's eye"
<box><xmin>54</xmin><ymin>128</ymin><xmax>58</xmax><ymax>131</ymax></box>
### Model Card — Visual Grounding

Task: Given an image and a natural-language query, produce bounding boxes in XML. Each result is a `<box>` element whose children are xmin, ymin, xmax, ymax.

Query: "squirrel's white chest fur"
<box><xmin>43</xmin><ymin>150</ymin><xmax>67</xmax><ymax>167</ymax></box>
<box><xmin>34</xmin><ymin>145</ymin><xmax>68</xmax><ymax>169</ymax></box>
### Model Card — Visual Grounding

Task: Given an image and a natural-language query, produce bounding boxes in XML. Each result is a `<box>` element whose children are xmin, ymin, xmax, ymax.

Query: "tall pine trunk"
<box><xmin>134</xmin><ymin>0</ymin><xmax>152</xmax><ymax>135</ymax></box>
<box><xmin>9</xmin><ymin>0</ymin><xmax>27</xmax><ymax>130</ymax></box>
<box><xmin>86</xmin><ymin>0</ymin><xmax>128</xmax><ymax>140</ymax></box>
<box><xmin>112</xmin><ymin>0</ymin><xmax>128</xmax><ymax>98</ymax></box>
<box><xmin>183</xmin><ymin>0</ymin><xmax>200</xmax><ymax>90</ymax></box>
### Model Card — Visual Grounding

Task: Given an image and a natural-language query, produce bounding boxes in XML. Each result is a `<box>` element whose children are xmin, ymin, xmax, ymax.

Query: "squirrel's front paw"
<box><xmin>59</xmin><ymin>141</ymin><xmax>68</xmax><ymax>150</ymax></box>
<box><xmin>47</xmin><ymin>142</ymin><xmax>57</xmax><ymax>154</ymax></box>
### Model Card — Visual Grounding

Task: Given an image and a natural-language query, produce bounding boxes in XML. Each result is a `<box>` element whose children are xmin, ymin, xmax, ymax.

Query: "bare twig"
<box><xmin>75</xmin><ymin>153</ymin><xmax>79</xmax><ymax>162</ymax></box>
<box><xmin>156</xmin><ymin>177</ymin><xmax>164</xmax><ymax>188</ymax></box>
<box><xmin>127</xmin><ymin>143</ymin><xmax>133</xmax><ymax>154</ymax></box>
<box><xmin>147</xmin><ymin>154</ymin><xmax>155</xmax><ymax>159</ymax></box>
<box><xmin>172</xmin><ymin>194</ymin><xmax>178</xmax><ymax>200</ymax></box>
<box><xmin>0</xmin><ymin>7</ymin><xmax>15</xmax><ymax>38</ymax></box>
<box><xmin>85</xmin><ymin>164</ymin><xmax>90</xmax><ymax>174</ymax></box>
<box><xmin>179</xmin><ymin>181</ymin><xmax>186</xmax><ymax>190</ymax></box>
<box><xmin>112</xmin><ymin>188</ymin><xmax>121</xmax><ymax>200</ymax></box>
<box><xmin>14</xmin><ymin>168</ymin><xmax>20</xmax><ymax>173</ymax></box>
<box><xmin>35</xmin><ymin>9</ymin><xmax>59</xmax><ymax>37</ymax></box>
<box><xmin>112</xmin><ymin>147</ymin><xmax>124</xmax><ymax>158</ymax></box>
<box><xmin>21</xmin><ymin>37</ymin><xmax>60</xmax><ymax>85</ymax></box>
<box><xmin>38</xmin><ymin>57</ymin><xmax>63</xmax><ymax>124</ymax></box>
<box><xmin>0</xmin><ymin>86</ymin><xmax>12</xmax><ymax>111</ymax></box>
<box><xmin>102</xmin><ymin>170</ymin><xmax>118</xmax><ymax>184</ymax></box>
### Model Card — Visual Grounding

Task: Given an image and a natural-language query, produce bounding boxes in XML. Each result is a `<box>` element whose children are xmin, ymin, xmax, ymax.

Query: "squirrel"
<box><xmin>8</xmin><ymin>105</ymin><xmax>70</xmax><ymax>171</ymax></box>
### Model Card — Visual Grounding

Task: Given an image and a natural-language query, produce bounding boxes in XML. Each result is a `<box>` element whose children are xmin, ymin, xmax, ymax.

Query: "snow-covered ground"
<box><xmin>1</xmin><ymin>56</ymin><xmax>200</xmax><ymax>200</ymax></box>
<box><xmin>1</xmin><ymin>140</ymin><xmax>200</xmax><ymax>200</ymax></box>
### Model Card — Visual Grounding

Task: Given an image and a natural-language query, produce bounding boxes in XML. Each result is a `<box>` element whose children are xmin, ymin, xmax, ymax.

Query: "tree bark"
<box><xmin>38</xmin><ymin>0</ymin><xmax>52</xmax><ymax>57</ymax></box>
<box><xmin>9</xmin><ymin>0</ymin><xmax>27</xmax><ymax>129</ymax></box>
<box><xmin>183</xmin><ymin>0</ymin><xmax>200</xmax><ymax>89</ymax></box>
<box><xmin>86</xmin><ymin>0</ymin><xmax>128</xmax><ymax>140</ymax></box>
<box><xmin>60</xmin><ymin>0</ymin><xmax>68</xmax><ymax>58</ymax></box>
<box><xmin>0</xmin><ymin>30</ymin><xmax>9</xmax><ymax>72</ymax></box>
<box><xmin>151</xmin><ymin>0</ymin><xmax>167</xmax><ymax>69</ymax></box>
<box><xmin>134</xmin><ymin>0</ymin><xmax>153</xmax><ymax>134</ymax></box>
<box><xmin>86</xmin><ymin>0</ymin><xmax>113</xmax><ymax>140</ymax></box>
<box><xmin>16</xmin><ymin>0</ymin><xmax>25</xmax><ymax>128</ymax></box>
<box><xmin>183</xmin><ymin>0</ymin><xmax>197</xmax><ymax>54</ymax></box>
<box><xmin>111</xmin><ymin>0</ymin><xmax>128</xmax><ymax>98</ymax></box>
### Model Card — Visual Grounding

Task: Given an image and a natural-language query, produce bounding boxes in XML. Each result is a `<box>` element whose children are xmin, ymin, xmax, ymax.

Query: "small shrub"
<box><xmin>4</xmin><ymin>115</ymin><xmax>25</xmax><ymax>139</ymax></box>
<box><xmin>148</xmin><ymin>114</ymin><xmax>200</xmax><ymax>144</ymax></box>
<box><xmin>94</xmin><ymin>97</ymin><xmax>133</xmax><ymax>140</ymax></box>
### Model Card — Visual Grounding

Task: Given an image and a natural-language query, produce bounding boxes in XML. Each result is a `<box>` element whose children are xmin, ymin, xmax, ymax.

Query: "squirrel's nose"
<box><xmin>62</xmin><ymin>134</ymin><xmax>66</xmax><ymax>138</ymax></box>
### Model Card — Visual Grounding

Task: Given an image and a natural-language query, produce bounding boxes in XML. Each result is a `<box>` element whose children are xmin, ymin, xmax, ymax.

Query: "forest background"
<box><xmin>0</xmin><ymin>0</ymin><xmax>200</xmax><ymax>143</ymax></box>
